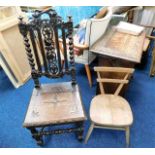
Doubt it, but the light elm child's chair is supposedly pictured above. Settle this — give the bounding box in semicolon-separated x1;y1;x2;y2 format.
85;66;135;147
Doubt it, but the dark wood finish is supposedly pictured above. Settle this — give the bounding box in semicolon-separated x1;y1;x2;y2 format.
18;9;76;87
23;82;86;127
18;9;86;146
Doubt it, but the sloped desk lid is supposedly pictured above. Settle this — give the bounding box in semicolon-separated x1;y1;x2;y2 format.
90;26;146;63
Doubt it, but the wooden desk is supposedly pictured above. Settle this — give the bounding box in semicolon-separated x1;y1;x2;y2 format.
90;26;146;95
91;27;146;64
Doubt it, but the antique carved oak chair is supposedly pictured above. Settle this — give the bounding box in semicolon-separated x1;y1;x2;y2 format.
18;9;86;146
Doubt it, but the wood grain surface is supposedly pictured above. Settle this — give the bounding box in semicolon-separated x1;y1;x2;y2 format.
23;82;86;127
90;94;133;126
91;27;146;63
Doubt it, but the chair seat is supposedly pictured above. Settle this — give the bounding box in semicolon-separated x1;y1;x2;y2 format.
23;82;86;127
90;94;133;127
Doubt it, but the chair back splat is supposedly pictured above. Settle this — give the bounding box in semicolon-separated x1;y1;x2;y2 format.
18;9;76;88
94;67;135;95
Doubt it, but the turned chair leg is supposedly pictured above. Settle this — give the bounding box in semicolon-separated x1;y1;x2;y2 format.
76;121;84;141
84;123;94;144
27;127;44;146
85;64;92;87
125;126;130;147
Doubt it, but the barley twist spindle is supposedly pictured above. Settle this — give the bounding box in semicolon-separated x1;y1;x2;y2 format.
18;17;40;88
68;16;76;85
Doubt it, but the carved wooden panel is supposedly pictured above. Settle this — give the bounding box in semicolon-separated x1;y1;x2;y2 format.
18;9;76;88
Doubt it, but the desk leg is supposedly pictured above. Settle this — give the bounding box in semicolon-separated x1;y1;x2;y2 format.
150;47;155;76
27;127;43;146
76;121;84;141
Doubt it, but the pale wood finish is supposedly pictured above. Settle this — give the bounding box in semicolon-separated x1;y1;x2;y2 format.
90;95;133;126
85;64;92;87
97;78;128;84
125;126;130;147
91;26;146;63
97;71;104;94
23;82;86;127
95;66;134;95
85;67;134;147
94;66;135;73
0;7;31;88
143;38;150;52
0;6;22;22
114;74;129;96
84;123;94;144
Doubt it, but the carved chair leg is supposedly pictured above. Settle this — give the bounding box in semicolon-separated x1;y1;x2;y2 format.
76;121;84;142
27;127;44;146
84;123;94;144
34;78;41;88
31;73;40;88
85;64;92;87
125;126;130;148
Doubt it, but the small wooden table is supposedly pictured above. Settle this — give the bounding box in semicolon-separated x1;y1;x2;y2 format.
90;26;146;94
23;82;87;146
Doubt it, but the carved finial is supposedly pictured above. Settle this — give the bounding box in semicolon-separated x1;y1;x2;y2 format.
18;16;23;22
33;10;41;18
68;16;72;22
53;10;57;16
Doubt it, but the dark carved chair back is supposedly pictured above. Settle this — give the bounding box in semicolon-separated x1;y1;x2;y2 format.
18;9;75;88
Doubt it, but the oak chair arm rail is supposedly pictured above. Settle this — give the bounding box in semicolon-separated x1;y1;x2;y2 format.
74;43;89;50
146;35;155;40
